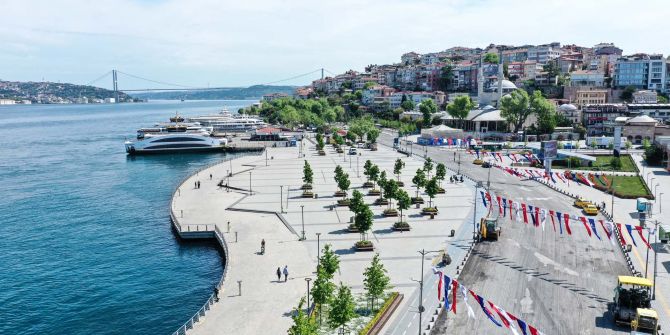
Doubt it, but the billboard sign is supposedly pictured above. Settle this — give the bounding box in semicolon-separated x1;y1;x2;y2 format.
542;140;558;160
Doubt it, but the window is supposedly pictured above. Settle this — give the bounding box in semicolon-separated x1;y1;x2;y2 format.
151;137;207;143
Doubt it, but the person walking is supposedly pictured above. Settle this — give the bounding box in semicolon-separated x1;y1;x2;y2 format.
261;239;265;254
276;267;281;282
209;173;213;180
283;265;289;282
214;287;219;302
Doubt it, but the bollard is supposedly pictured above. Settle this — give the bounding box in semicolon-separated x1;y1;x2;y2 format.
235;231;238;242
181;210;183;218
227;221;230;233
237;280;242;296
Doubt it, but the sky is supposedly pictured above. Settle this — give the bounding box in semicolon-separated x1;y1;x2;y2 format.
0;0;668;89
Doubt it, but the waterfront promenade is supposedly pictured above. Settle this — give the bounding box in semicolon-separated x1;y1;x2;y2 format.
171;138;476;334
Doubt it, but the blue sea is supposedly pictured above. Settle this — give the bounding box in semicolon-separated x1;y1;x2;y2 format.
0;100;256;334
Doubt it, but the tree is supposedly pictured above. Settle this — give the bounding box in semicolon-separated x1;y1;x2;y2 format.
447;95;475;129
610;156;623;170
412;168;426;198
401;98;415;111
288;297;318;335
658;94;669;103
503;62;509;79
369;164;380;189
419;99;438;127
500;90;553;134
319;244;340;278
377;171;388;200
349;190;365;215
334;166;350;198
435;163;446;187
363;254;391;312
395;189;411;223
534;98;559;134
620;86;636;102
383;180;399;209
625;140;633;153
363;81;377;89
367;127;380;143
363;160;373;183
423;157;434;178
437;64;454;91
328;283;357;333
393;158;405;182
424;177;439;208
483;52;499;64
303;161;314;185
311;268;335;326
543;60;560;78
354;205;374;240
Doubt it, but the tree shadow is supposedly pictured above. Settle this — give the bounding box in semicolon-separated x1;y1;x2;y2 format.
373;227;394;235
334;248;356;255
328;228;352;235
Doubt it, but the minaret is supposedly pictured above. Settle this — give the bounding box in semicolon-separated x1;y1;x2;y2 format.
477;57;484;102
497;52;504;104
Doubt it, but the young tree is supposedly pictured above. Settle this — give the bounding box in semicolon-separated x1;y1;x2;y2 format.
401;98;415;112
447;95;476;129
367;127;380;143
620;86;636;102
354;205;374;240
423;157;434;178
377;171;388;200
435;163;446;187
311;267;335;325
319;244;340;278
363;253;391;312
393;158;405;182
288;297;318;335
363;160;373;183
383;179;399;209
303;161;314;186
625;140;632;153
334;166;350;198
348;190;366;215
412;168;426;198
369;164;380;189
424;177;439;208
395;189;411;223
328;283;357;334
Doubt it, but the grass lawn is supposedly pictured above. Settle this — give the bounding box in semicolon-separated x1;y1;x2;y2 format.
608;175;650;198
553;155;638;172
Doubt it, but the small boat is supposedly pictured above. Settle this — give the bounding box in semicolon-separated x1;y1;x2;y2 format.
169;112;185;123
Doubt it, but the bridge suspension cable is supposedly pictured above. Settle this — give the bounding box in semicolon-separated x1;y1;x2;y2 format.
115;70;199;89
86;70;113;87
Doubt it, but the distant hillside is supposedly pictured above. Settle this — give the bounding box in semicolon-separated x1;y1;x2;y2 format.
0;80;132;104
131;85;296;100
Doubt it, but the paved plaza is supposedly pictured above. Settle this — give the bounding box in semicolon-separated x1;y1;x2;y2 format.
172;138;476;334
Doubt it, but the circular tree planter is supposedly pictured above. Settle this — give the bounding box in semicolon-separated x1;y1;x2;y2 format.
392;221;411;231
355;240;374;251
302;184;313;190
337;199;351;206
411;197;425;204
383;208;398;217
368;189;381;196
302;191;315;198
421;207;438;215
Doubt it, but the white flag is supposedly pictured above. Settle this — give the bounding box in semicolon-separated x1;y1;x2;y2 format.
540;208;547;232
460;284;475;319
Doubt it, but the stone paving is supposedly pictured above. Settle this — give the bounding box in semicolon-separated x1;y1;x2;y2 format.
172;138;475;334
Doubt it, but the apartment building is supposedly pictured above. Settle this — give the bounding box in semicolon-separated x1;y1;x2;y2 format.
614;54;667;92
528;44;561;65
569;70;605;87
582;103;629;136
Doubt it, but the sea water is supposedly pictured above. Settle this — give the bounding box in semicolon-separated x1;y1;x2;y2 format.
0;100;255;334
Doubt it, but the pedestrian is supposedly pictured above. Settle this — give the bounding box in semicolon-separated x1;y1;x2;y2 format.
195;181;197;188
210;173;212;180
276;267;281;282
283;265;289;282
214;287;219;302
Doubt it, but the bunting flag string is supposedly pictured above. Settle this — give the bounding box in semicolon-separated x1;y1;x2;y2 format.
625;224;638;247
437;271;443;301
435;274;544;334
521;203;528;224
634;226;652;249
588;218;601;240
548;210;557;232
563;213;573;235
579;216;592;237
600;220;614;245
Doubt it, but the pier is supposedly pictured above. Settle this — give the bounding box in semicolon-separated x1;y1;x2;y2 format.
169;137;476;334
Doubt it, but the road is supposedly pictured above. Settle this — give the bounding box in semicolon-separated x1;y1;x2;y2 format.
378;131;631;335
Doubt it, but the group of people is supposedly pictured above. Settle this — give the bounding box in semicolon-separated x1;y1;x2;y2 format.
194;180;201;189
276;265;289;282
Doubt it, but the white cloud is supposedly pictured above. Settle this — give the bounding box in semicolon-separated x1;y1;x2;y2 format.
0;0;668;87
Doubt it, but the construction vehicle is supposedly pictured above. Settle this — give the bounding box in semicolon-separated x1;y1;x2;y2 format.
480;216;501;241
614;276;653;326
630;308;661;334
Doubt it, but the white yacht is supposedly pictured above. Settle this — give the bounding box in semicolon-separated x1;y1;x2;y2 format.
125;132;225;155
188;110;265;134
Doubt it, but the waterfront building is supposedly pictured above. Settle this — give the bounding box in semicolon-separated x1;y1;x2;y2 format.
0;98;16;105
104;98;116;103
261;93;289;102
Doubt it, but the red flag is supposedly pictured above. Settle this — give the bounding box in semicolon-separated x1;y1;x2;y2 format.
616;223;627;245
549;210;557;232
496;196;503;215
635;226;651;249
534;207;540;227
529;325;540;335
580;216;592;237
563;213;572;235
521;203;528;224
437;271;443;301
508;200;515;221
485;192;492;207
487;301;511;328
599;220;612;240
451;279;458;313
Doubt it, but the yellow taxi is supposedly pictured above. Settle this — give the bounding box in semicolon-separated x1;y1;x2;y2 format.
473;159;484;165
583;204;599;216
574;197;592;208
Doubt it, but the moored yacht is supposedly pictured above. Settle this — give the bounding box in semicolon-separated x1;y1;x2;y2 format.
125;133;225;155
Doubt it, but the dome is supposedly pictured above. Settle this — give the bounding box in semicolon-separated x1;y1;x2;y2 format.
626;115;657;124
559;104;578;111
491;80;517;90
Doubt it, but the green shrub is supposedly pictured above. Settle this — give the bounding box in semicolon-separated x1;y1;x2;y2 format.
358;292;399;335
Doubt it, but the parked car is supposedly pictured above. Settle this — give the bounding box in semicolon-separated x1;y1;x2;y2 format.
583;204;598;216
473;159;484;165
482;161;492;168
349;148;357;155
574;197;592;208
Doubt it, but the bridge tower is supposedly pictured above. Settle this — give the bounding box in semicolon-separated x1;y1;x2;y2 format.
112;69;119;103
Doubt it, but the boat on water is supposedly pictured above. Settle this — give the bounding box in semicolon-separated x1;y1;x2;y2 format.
188;108;265;134
125;133;224;155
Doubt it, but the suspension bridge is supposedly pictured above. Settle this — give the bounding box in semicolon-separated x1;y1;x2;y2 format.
86;68;338;102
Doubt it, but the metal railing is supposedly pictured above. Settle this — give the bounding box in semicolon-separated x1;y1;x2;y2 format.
169;155;247;335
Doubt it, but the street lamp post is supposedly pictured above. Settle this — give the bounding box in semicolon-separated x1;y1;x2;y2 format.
249;172;252;195
473;181;482;239
305;277;312;310
413;249;440;335
653;183;660;200
300;205;306;241
230;158;233;176
280;186;284;213
316;232;321;271
357;155;360;178
659;193;664;213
